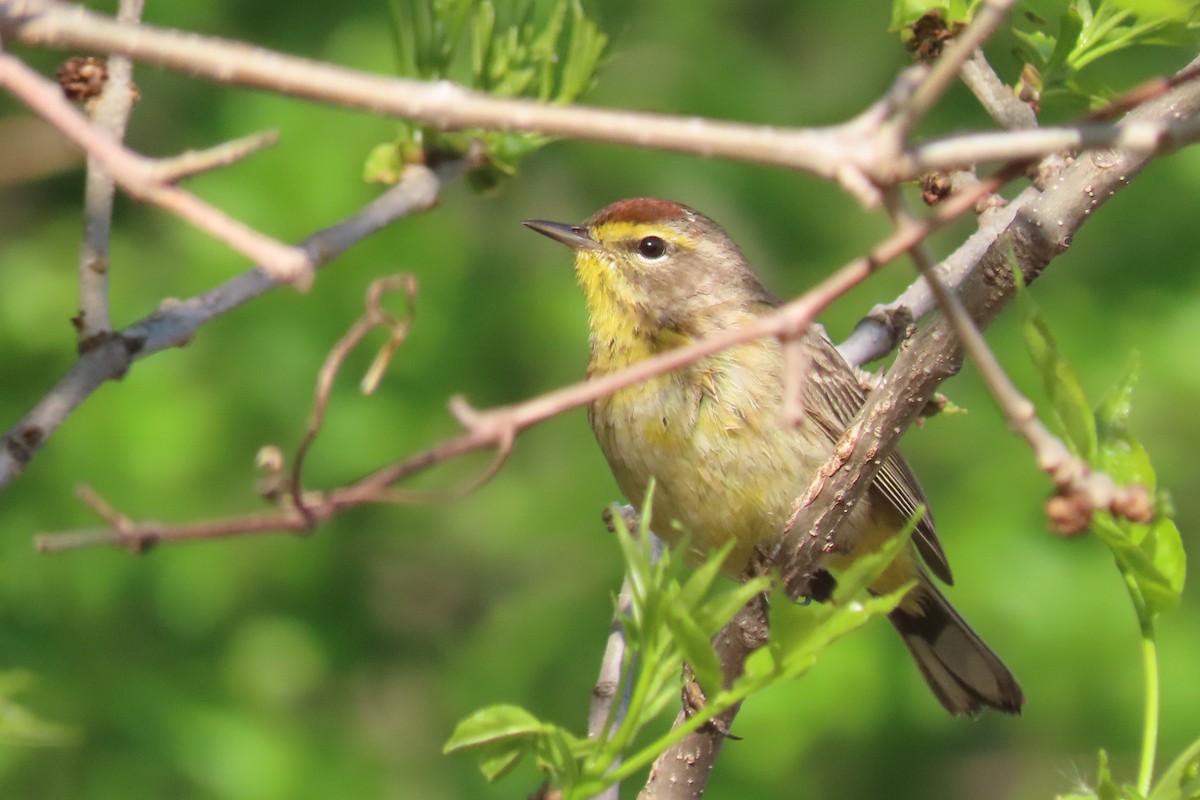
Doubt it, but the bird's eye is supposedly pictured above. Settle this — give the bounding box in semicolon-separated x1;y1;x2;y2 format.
636;236;668;260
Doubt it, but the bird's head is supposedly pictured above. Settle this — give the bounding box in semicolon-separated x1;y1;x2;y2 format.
525;198;773;345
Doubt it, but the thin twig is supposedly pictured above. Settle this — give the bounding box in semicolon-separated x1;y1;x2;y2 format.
885;187;1150;531
897;0;1019;134
0;49;313;287
73;0;144;347
289;274;419;515
36;506;318;554
960;47;1037;130
146;129;280;184
904;115;1200;174
1;163;450;493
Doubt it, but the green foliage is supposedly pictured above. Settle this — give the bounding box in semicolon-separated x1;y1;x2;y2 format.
363;0;607;189
890;0;982;29
1017;268;1189;799
3;1;1200;797
445;490;917;796
1146;734;1200;800
1017;279;1185;616
0;672;76;748
891;0;1199;111
1011;0;1200;109
1059;738;1200;800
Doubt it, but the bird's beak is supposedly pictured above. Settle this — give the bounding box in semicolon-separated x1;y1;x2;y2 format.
523;219;599;251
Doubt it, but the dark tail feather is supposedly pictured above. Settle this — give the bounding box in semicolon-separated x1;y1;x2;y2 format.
888;580;1024;716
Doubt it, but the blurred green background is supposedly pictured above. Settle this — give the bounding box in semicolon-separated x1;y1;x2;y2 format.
1;1;1198;798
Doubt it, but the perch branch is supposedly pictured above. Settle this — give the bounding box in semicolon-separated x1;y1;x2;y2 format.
33;173;1010;552
644;54;1200;799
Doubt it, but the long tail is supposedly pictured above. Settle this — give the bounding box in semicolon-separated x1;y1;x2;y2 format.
888;578;1025;716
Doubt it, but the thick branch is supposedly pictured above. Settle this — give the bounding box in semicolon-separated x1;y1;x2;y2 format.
839;186;1037;366
650;54;1200;797
782;53;1200;591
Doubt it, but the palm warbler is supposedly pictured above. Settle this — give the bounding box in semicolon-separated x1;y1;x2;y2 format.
524;197;1023;716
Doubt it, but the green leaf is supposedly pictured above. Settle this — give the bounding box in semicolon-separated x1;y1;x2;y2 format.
677;538;732;609
1094;749;1142;800
756;583;909;687
475;740;529;782
1013;28;1057;66
1096;355;1139;434
444;704;547;753
537;725;584;785
1092;748;1118;800
1147;731;1200;800
695;577;772;639
1098;432;1156;490
1092;516;1181;614
741;644;780;684
740;510;919;689
831;508;920;603
1144;517;1186;597
889;0;944;29
662;598;724;696
1109;0;1198;25
445;704;569;783
362;142;404;184
1094;356;1158;487
747;506;916;689
558;0;608;102
470;1;497;88
1017;285;1098;460
531;0;568;100
1046;8;1086;81
376;0;608;187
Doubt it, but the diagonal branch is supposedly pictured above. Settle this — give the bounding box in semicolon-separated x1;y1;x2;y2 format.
144;129;279;184
643;53;1200;800
782;53;1200;595
1;163;451;493
0;48;313;286
886;188;1151;533
842;62;1200;366
32;172;1011;552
